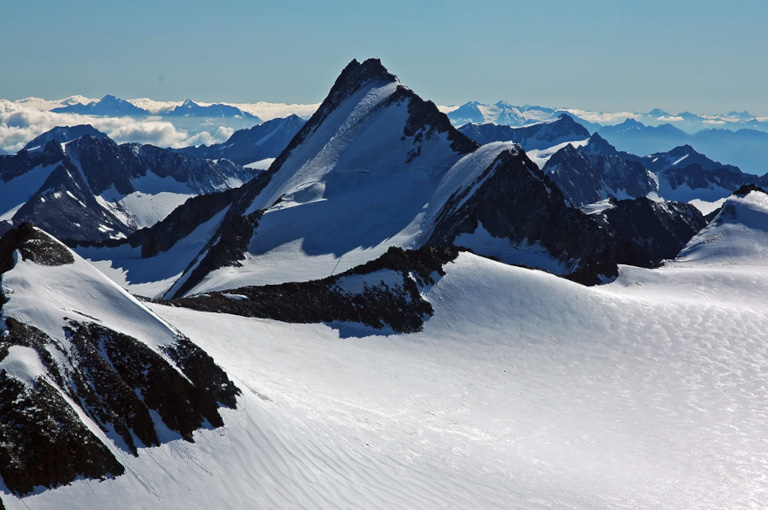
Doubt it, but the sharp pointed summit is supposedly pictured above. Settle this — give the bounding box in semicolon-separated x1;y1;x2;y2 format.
164;58;646;298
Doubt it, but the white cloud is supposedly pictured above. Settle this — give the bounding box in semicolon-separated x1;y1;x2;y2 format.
0;100;236;153
563;108;640;124
658;115;684;122
0;96;327;154
106;118;191;147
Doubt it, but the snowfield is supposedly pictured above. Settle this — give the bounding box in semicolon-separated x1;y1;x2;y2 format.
9;192;768;509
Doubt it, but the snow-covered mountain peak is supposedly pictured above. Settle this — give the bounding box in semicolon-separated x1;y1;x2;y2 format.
675;188;768;266
22;124;108;151
166;59;651;297
0;223;179;350
0;223;239;495
242;59;476;216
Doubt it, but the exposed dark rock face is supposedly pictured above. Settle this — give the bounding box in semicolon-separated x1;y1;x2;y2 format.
458;114;590;151
0;317;239;495
66;322;234;440
543;142;656;206
0;366;125;496
427;149;650;284
385;87;478;155
590;198;708;263
0;222;74;274
661;162;759;192
166;209;264;300
172;246;459;333
66;135;252;196
579;132;622;156
0;224;240;495
732;183;767;197
176;115;305;165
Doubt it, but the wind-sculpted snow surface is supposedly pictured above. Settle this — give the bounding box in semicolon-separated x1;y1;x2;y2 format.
9;235;768;508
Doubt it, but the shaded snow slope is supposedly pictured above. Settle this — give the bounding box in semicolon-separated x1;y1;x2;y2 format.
76;205;230;298
175;115;305;165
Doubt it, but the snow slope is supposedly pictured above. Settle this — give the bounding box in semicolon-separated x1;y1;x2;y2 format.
1;228;179;353
11;232;768;508
8;192;768;508
76;206;230;298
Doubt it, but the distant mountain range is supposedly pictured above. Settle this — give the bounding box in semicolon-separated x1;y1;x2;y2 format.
540;133;768;206
597;119;768;174
51;94;149;116
446;101;768;174
448;100;768;135
51;94;260;121
163;98;259;120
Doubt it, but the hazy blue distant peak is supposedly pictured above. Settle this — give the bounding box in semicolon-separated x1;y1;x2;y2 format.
727;110;753;119
164;99;259;120
647;108;671;117
50;94;150;116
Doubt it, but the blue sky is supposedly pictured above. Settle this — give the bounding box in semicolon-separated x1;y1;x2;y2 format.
2;0;767;115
